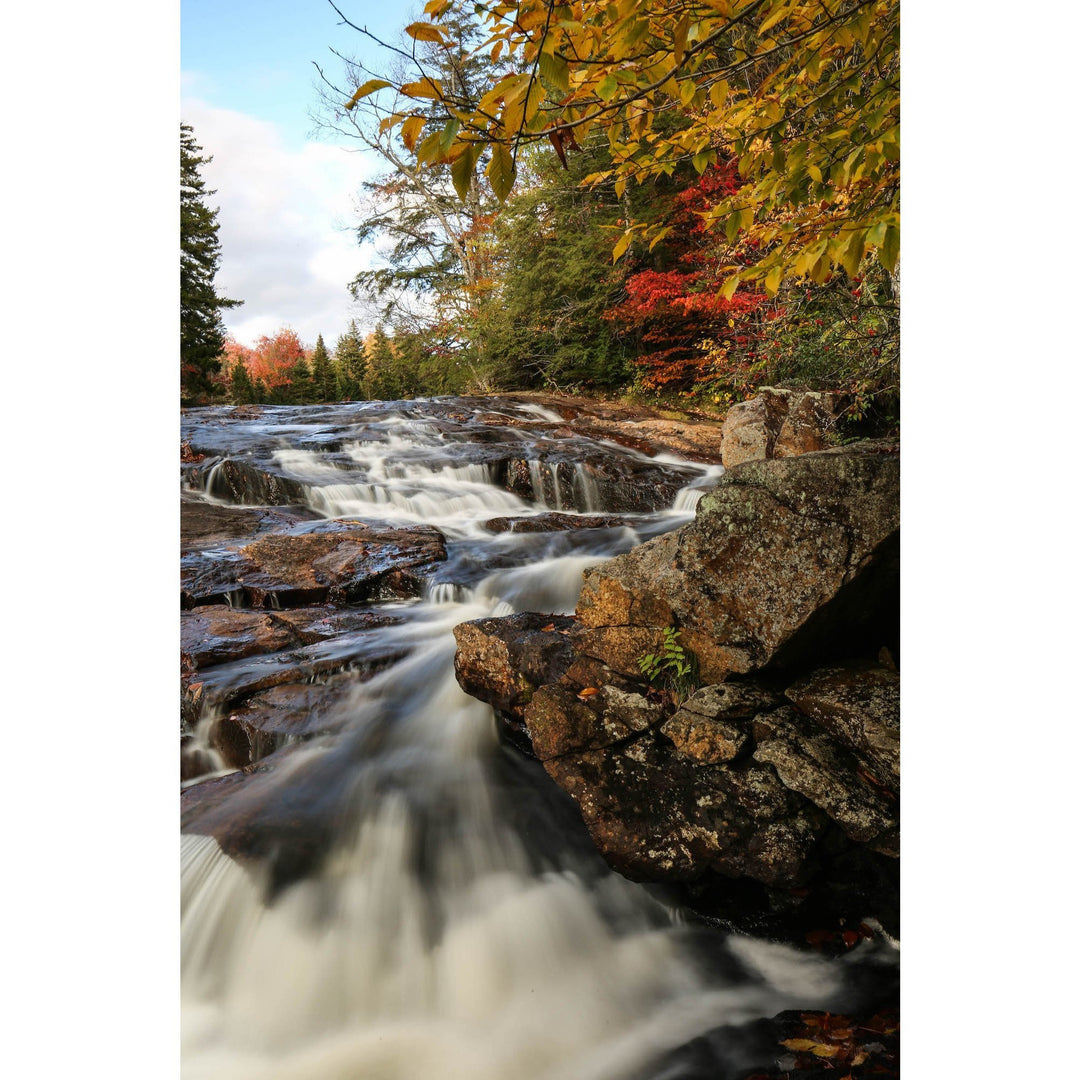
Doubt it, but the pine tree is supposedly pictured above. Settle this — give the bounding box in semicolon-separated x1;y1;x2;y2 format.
289;356;315;403
335;321;366;401
228;358;255;404
310;334;335;402
181;122;242;403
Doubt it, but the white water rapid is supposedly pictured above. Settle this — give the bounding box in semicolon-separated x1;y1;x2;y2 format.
180;399;882;1079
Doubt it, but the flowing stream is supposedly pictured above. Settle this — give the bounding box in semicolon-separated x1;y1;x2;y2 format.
180;398;893;1079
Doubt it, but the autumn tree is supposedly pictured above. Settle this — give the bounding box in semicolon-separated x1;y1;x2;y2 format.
360;1;899;296
247;328;306;395
180;122;242;403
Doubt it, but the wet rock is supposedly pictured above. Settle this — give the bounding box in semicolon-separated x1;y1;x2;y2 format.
576;443;899;682
568;416;726;463
481;512;638;533
753;707;898;852
181;607;297;668
181;521;447;608
180;493;320;551
784;664;900;788
543;735;826;887
186;609;408;717
452;613;576;728
181;741;356;893
720;388;837;469
211;679;357;769
200;457;308;506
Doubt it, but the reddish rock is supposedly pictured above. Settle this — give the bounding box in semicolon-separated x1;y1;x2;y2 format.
211;679;357;769
720;388;838;469
181;521;447;608
661;683;781;764
181;607;297;668
452;613;576;725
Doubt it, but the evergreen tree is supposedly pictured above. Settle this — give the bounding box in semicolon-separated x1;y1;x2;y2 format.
181;122;241;403
228;358;255;404
288;356;315;403
335;321;367;400
310;334;336;402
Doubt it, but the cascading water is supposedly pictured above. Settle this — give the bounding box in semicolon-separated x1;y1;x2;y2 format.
180;398;894;1079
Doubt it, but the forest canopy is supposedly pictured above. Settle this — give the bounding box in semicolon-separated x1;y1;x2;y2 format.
193;1;899;432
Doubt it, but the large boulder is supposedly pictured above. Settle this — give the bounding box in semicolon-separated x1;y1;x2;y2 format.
575;442;899;683
720;388;838;469
450;441;901;909
452;613;576;750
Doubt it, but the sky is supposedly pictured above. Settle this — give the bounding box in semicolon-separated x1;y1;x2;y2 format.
181;0;425;347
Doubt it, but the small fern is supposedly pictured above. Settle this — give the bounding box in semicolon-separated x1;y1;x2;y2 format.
638;627;699;705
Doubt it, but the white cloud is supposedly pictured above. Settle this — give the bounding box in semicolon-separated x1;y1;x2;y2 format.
181;95;382;348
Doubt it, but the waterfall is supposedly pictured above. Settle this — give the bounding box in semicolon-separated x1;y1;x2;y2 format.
180;398;879;1079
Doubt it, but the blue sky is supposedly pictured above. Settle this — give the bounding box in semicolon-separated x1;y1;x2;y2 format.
182;0;423;346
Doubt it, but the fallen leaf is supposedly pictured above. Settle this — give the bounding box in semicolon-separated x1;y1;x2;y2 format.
577;687;599;698
781;1039;840;1058
541;623;556;631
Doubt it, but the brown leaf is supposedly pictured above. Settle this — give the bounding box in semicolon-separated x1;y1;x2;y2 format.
541;623;556;632
548;129;568;169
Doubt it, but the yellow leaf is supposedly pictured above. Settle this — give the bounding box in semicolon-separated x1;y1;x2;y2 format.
346;79;391;110
400;115;426;152
673;15;690;64
405;22;447;43
764;266;783;295
612;230;633;263
538;50;570;93
401;78;443;100
781;1039;840;1059
486;143;516;202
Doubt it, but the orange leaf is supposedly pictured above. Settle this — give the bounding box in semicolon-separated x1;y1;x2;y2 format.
541;623;556;631
577;687;599;698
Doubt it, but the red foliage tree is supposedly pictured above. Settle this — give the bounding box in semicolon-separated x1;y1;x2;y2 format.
605;162;772;396
246;328;306;389
221;328;307;391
